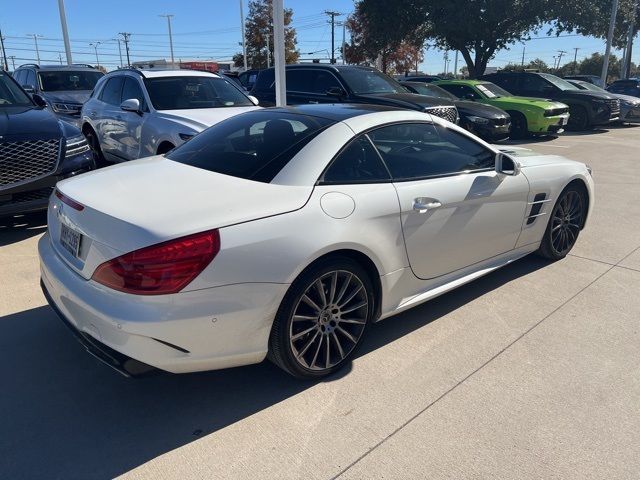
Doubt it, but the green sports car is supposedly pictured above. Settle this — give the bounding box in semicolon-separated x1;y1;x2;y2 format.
434;80;570;138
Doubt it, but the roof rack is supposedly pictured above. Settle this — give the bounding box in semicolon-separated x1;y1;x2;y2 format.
70;63;96;69
110;67;145;77
18;63;40;69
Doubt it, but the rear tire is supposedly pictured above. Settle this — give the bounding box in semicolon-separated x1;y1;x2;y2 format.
537;185;586;260
84;127;107;168
567;105;590;131
268;256;374;379
507;111;529;139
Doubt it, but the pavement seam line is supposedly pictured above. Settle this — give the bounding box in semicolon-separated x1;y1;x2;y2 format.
331;246;640;480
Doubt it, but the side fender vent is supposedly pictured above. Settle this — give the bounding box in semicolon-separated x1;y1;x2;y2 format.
526;193;551;225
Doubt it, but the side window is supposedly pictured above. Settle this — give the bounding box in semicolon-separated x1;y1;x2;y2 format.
25;70;36;88
100;77;124;105
368;123;494;180
455;85;480;100
494;75;519;92
312;71;341;94
438;83;466;98
121;77;146;108
14;70;25;85
520;75;550;94
287;70;314;92
322;136;390;184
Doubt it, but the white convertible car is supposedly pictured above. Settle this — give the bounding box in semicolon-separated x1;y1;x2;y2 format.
39;104;593;378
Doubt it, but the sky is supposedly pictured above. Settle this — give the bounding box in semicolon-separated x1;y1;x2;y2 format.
0;0;637;74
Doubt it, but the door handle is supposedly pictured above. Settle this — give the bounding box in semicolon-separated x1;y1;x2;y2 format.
413;198;442;213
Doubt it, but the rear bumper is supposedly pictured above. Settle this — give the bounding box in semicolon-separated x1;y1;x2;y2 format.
620;106;640;124
39;232;289;374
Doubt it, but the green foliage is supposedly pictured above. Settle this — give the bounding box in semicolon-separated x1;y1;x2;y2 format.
237;0;299;69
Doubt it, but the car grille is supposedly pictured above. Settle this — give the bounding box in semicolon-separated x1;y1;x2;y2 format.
0;187;54;206
607;99;621;118
492;117;510;126
544;107;570;117
0;139;60;189
425;106;458;124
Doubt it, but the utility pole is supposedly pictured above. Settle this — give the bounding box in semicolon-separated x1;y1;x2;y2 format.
27;34;43;64
114;38;123;68
521;45;526;66
601;0;619;86
622;0;637;79
557;50;567;70
0;27;8;71
57;0;73;64
58;52;63;65
443;50;449;75
266;33;270;68
552;56;557;69
325;11;341;64
273;0;286;106
239;0;247;70
159;14;175;66
341;22;346;64
90;42;101;67
119;32;131;67
453;50;459;78
9;55;16;70
573;47;580;73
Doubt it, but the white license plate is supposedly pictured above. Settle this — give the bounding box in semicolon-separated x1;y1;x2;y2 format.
559;117;568;126
60;223;82;257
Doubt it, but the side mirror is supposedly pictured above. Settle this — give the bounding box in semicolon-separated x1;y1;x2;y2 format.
32;93;47;108
464;93;476;101
495;152;520;176
120;98;142;114
248;95;259;106
326;86;346;98
22;84;36;94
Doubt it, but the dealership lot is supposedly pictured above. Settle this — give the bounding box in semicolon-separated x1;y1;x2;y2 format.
1;126;639;479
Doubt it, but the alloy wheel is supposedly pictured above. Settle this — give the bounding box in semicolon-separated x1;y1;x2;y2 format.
289;270;368;371
550;190;583;255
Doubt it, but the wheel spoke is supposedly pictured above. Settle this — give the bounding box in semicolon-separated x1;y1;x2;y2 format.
331;331;345;360
337;285;363;309
296;331;319;359
336;325;358;344
328;271;338;304
314;279;327;308
291;325;317;341
293;314;317;322
325;334;331;369
310;335;323;369
339;317;366;325
341;299;367;315
334;273;352;305
301;294;322;313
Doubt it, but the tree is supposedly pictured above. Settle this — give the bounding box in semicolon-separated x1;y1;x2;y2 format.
501;58;551;73
357;0;554;79
236;0;299;69
345;2;424;74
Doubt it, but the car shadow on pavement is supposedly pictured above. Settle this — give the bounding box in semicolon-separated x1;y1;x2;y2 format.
0;212;47;247
0;255;550;479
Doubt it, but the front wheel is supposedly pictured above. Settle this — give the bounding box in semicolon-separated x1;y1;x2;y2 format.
567;105;590;131
508;111;529;139
537;185;586;260
84;128;107;168
268;257;374;379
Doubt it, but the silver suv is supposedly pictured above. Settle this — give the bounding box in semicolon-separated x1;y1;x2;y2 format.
81;69;261;164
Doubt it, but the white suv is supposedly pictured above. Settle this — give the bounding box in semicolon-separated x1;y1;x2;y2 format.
81;69;261;163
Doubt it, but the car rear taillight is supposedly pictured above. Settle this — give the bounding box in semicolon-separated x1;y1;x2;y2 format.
55;188;84;211
92;230;220;295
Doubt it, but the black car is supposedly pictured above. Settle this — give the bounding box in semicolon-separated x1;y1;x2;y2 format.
401;81;511;141
12;64;104;127
607;79;640;98
0;70;94;218
251;64;458;124
480;71;620;130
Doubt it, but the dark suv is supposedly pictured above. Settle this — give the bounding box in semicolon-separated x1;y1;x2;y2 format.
12;64;104;127
480;71;620;130
252;64;458;124
607;79;640;98
0;70;94;218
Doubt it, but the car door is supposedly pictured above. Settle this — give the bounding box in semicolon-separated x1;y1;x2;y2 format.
118;76;147;160
368;122;529;280
94;76;125;160
519;74;558;99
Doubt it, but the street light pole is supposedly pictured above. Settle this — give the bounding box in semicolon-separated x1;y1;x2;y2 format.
114;38;123;68
622;0;637;79
273;0;286;106
159;14;175;67
90;42;101;66
57;0;73;64
601;0;619;86
119;32;131;67
0;27;8;71
240;0;248;70
27;34;43;64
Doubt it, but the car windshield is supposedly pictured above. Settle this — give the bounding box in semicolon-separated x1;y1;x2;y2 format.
570;81;604;93
144;76;254;110
166;111;334;182
339;69;404;94
476;82;511;98
38;70;104;92
539;73;579;91
0;72;33;107
405;83;458;100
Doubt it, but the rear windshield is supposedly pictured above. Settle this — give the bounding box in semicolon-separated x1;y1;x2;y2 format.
340;69;404;94
144;76;253;110
166;111;334;183
38;70;104;91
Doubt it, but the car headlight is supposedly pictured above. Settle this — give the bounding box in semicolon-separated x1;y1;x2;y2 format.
467;115;490;125
65;134;90;158
52;102;82;114
179;132;195;142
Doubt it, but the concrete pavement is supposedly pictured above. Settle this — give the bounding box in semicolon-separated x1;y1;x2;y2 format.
0;125;638;479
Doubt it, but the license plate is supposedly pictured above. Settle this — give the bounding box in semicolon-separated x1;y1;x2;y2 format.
60;223;82;257
559;117;568;126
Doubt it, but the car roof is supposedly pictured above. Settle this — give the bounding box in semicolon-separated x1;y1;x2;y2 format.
264;64;379;73
435;79;485;85
135;69;222;79
18;64;98;71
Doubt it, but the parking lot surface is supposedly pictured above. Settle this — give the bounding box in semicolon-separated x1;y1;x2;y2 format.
1;126;639;479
